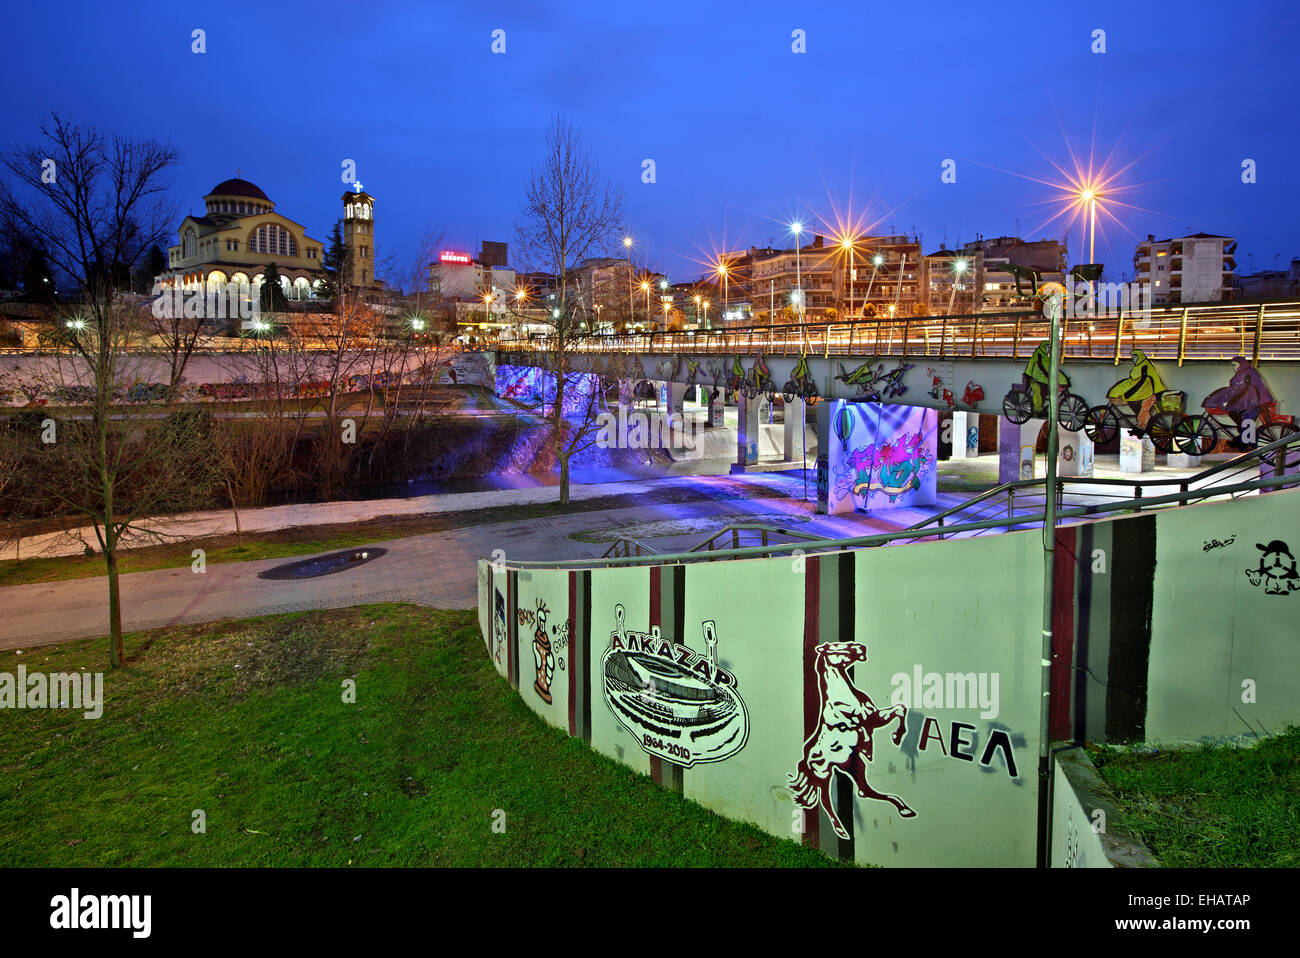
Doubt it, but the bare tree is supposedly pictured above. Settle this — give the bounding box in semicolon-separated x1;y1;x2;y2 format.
513;116;624;503
0;117;214;669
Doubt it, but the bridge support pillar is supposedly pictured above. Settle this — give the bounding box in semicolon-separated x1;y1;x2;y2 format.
705;387;725;427
784;398;806;463
814;400;832;513
999;417;1045;483
950;411;978;460
1167;451;1201;469
668;382;687;429
1120;429;1155;473
1057;427;1094;478
730;391;761;473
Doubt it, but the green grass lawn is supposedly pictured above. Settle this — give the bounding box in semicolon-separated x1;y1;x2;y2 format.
1089;728;1300;867
0;603;838;867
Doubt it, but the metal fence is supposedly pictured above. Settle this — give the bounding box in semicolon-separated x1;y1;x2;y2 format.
496;300;1300;365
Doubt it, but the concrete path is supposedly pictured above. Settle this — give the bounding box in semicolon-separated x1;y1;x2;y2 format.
0;453;1236;651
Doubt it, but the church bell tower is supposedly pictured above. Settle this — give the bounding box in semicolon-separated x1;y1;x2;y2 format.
341;186;374;287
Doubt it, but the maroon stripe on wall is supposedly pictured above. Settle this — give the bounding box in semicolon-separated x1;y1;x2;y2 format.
507;570;517;690
801;555;821;850
649;566;662;630
1050;526;1076;741
649;565;663;786
568;570;578;737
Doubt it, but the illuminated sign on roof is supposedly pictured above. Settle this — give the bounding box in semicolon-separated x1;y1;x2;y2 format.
440;251;473;265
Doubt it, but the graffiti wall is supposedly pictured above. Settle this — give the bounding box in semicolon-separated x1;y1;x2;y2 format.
479;527;1045;866
825;401;937;515
1055;492;1300;746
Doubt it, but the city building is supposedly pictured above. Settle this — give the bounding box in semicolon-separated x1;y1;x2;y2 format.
835;235;927;319
160;177;330;306
1234;259;1300;300
1134;233;1236;304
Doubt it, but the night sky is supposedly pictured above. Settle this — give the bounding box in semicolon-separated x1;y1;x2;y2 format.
4;0;1297;284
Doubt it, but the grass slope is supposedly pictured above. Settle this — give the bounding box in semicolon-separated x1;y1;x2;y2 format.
1089;728;1299;867
0;603;837;867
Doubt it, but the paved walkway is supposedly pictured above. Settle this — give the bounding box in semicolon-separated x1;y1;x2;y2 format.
0;454;1232;651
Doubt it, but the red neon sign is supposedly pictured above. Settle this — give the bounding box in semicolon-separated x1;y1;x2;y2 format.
440;251;472;264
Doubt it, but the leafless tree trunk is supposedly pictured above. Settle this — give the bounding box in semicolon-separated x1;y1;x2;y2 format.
513;116;624;503
0;116;202;669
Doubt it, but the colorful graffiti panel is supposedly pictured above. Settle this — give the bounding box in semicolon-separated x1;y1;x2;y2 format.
827;401;938;515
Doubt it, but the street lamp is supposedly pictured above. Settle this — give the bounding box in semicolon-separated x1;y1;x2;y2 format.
791;221;804;320
623;235;634;327
947;259;968;316
716;258;730;320
1079;187;1099;265
864;252;884;313
840;235;856;319
702;299;710;328
640;279;651;327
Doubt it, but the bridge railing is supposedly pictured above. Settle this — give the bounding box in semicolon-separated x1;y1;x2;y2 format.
495;300;1300;365
909;430;1300;541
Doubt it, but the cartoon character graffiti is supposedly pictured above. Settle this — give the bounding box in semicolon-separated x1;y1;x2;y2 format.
926;368;955;408
836;360;913;401
533;598;556;703
833;426;934;505
789;643;915;839
1246;541;1300;595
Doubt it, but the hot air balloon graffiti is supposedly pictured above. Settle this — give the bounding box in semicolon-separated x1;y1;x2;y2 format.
834;403;856;450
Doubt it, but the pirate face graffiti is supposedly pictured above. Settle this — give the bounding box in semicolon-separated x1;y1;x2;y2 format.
1246;540;1300;595
602;605;748;767
789;642;915;839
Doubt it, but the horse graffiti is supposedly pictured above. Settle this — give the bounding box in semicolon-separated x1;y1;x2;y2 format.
789;643;916;839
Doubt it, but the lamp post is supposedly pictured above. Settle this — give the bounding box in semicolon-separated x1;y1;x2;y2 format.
623;235;634;328
659;279;669;332
640;279;651;330
946;259;968;316
791;221;804;321
1036;287;1064;867
840;236;856;319
864;252;883;313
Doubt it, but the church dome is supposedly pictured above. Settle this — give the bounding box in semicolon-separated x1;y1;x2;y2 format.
207;178;270;201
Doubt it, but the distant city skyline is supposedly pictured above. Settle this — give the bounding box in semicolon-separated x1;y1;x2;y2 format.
3;0;1297;285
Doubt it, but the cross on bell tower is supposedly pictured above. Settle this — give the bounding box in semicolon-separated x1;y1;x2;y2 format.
341;186;374;287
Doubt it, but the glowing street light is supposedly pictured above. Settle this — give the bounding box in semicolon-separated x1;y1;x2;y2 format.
863;252;885;311
1078;185;1100;265
947;258;969;316
839;235;857;319
791;221;804;320
65;318;86;331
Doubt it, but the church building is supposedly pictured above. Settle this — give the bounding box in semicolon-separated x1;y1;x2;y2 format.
158;177;378;303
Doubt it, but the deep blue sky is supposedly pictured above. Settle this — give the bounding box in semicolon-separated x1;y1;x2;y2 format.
3;0;1297;284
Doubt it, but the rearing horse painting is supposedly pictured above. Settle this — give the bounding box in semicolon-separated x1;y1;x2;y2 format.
789;642;916;839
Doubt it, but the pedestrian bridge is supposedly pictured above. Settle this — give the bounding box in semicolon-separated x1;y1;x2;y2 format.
494;300;1300;427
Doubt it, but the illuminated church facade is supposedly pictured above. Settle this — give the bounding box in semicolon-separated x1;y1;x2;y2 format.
159;177;377;301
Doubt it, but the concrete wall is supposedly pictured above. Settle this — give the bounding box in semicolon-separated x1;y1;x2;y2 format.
481;527;1046;866
1064;491;1300;746
1050;745;1154;868
479;487;1300;864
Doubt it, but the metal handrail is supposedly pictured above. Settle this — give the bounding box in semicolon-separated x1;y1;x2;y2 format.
600;536;661;559
907;431;1300;536
498;470;1300;571
495;299;1300;364
687;523;825;553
